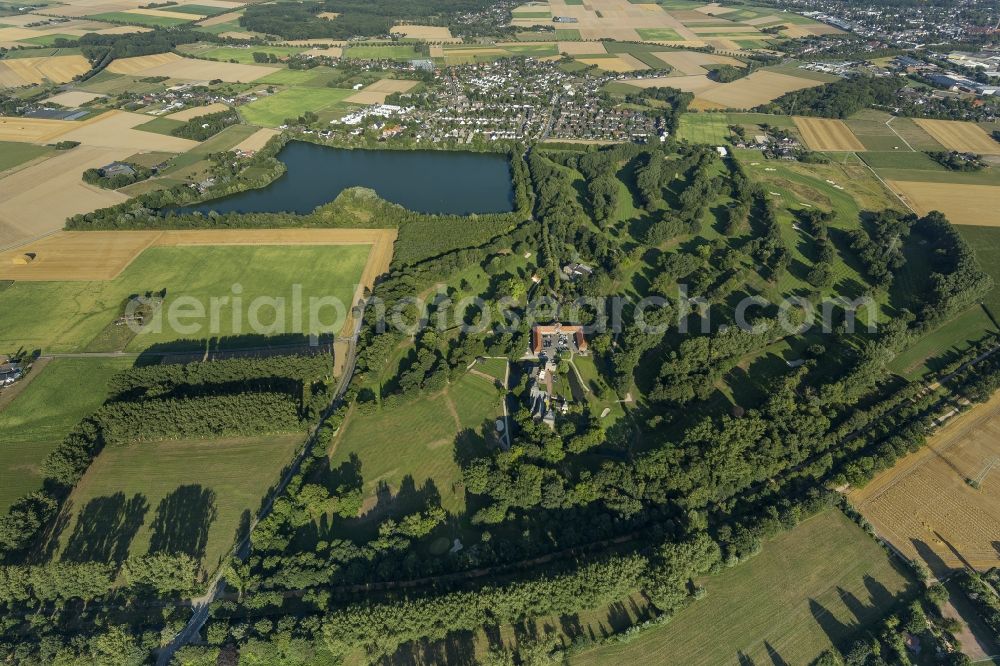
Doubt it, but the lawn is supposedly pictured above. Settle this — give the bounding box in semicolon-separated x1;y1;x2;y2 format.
0;358;133;512
51;433;304;574
888;306;997;380
0;140;52;172
571;510;917;666
257;67;337;86
957;225;1000;321
88;11;193;26
677;113;731;144
342;45;424;61
329;372;500;516
0;244;371;354
135;116;186;136
239;87;354;127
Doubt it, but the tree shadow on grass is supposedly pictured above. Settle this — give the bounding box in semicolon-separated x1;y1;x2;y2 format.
62;492;148;563
148;484;217;560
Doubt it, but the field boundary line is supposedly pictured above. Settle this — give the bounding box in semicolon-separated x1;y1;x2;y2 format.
884;116;914;152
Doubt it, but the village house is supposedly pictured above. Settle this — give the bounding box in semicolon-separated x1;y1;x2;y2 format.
531;323;588;356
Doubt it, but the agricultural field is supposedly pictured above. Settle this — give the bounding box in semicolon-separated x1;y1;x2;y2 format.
181;44;305;64
0;243;372;353
793;117;866;152
239;86;355;126
0;140;51;172
887;306;997;380
342;44;425;61
87;11;194;27
329;371;502;516
694;70;827;109
571;510;915;665
886;180;1000;228
652;49;745;75
677;112;730;144
957;225;1000;319
50;433;304;573
0;54;90;86
914;119;1000;156
851;391;1000;574
345;78;419;104
0;358;132;512
105;52;274;82
390;24;458;42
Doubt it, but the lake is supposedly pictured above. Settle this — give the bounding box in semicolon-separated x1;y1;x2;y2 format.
183;142;515;216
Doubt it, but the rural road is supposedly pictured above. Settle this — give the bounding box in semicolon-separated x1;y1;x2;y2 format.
154;313;366;665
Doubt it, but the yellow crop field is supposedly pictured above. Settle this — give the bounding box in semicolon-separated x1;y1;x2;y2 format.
793;117;866;151
652;50;744;75
0;55;90;87
346;78;419;104
695;70;823;109
106;52;183;75
390;24;459;42
887;181;1000;227
914;119;1000;155
232;127;281;153
851;391;1000;574
0;116;79;142
577;54;649;72
0;145;131;250
56;110;200;152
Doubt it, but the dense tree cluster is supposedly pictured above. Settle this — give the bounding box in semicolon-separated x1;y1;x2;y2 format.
758;76;900;118
170;109;240;141
83;162;153;189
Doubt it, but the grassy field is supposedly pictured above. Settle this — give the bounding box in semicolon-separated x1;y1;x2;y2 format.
88;11;192;26
0;244;371;354
887;306;997;380
571;510;916;666
636;27;682;40
135;116;186;136
191;45;304;64
0;358;133;512
677;113;730;144
239;87;354;126
0;140;52;172
343;45;424;61
329;372;500;516
957;225;1000;320
52;433;303;572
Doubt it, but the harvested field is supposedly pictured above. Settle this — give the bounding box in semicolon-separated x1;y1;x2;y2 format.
0;228;396;283
166;102;230;121
106;52;182;75
557;40;606;55
914;119;1000;156
793;116;866;152
625;73;718;93
652;49;744;75
850;390;1000;574
0;115;80;142
0;54;90;87
107;52;274;82
527;0;699;43
390;24;459;42
231;127;280;153
125;6;204;19
56;110;199;151
42;90;105;106
577;53;648;72
345;78;419;104
695;70;822;109
195;9;242;27
0;145;130;249
887;180;1000;228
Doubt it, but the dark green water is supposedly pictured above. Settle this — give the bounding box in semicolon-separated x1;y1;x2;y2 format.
184;142;515;216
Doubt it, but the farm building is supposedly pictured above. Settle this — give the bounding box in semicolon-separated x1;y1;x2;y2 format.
97;161;137;178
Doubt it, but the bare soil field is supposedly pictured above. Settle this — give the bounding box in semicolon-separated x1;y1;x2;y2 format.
793;117;866;152
57;110;199;151
345;78;418;104
695;70;822;109
167;102;230;121
887;180;1000;227
850;391;1000;574
914;119;1000;156
390;24;459;42
42;90;106;106
0;54;90;87
652;49;744;75
107;52;275;82
232;127;280;153
0;228;397;284
0;145;130;249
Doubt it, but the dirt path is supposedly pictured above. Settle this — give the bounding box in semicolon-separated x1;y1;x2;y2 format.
0;356;50;412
